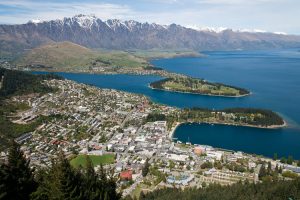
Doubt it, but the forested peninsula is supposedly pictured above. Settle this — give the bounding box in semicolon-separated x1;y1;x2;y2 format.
147;107;286;130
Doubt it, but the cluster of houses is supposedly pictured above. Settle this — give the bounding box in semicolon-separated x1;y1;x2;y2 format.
2;78;299;196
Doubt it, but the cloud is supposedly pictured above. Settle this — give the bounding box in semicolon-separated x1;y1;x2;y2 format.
0;0;299;34
195;0;284;5
0;0;133;24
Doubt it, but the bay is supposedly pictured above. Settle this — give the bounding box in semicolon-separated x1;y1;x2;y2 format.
34;49;300;159
152;49;300;159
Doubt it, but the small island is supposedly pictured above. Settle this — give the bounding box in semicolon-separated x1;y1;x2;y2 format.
150;77;250;97
5;42;251;98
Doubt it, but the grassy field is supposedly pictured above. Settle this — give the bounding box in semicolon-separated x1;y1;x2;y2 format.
16;42;149;71
164;80;239;95
93;50;148;68
70;154;115;168
16;42;96;71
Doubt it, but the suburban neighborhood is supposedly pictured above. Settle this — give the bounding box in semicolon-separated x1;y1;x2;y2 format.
1;78;299;198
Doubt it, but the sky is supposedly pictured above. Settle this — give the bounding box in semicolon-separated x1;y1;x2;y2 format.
0;0;299;34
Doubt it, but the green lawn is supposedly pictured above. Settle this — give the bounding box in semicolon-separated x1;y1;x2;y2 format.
70;154;115;168
162;78;240;96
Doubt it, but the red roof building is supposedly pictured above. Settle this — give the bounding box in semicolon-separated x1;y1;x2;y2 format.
120;170;133;181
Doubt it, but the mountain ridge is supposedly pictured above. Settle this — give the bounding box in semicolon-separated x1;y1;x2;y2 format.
8;14;297;35
1;14;300;56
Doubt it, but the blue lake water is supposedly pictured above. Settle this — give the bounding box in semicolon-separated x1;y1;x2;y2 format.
34;49;300;159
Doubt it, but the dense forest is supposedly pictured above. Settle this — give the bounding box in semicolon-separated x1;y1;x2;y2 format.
145;107;284;130
180;107;284;127
0;68;62;98
143;66;163;71
221;108;285;126
134;178;300;200
145;113;167;122
0;141;121;200
149;78;172;89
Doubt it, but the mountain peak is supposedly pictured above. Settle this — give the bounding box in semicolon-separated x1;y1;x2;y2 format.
2;15;300;55
70;14;98;28
27;19;43;24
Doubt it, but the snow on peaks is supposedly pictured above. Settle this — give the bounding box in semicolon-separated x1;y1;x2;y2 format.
187;25;287;35
273;32;287;35
105;19;140;31
238;29;287;35
105;19;122;29
187;25;228;33
238;29;267;33
72;14;97;28
28;19;43;24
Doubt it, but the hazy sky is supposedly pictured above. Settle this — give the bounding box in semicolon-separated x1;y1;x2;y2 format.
0;0;299;34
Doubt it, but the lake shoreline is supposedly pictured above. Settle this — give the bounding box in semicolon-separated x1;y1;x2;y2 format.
169;122;181;140
33;70;251;98
170;120;287;140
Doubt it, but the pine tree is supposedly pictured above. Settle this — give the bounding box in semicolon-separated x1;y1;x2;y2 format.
0;165;8;199
258;164;266;180
287;155;294;165
142;158;150;177
31;153;121;200
0;141;37;200
31;152;83;200
280;157;287;163
82;156;101;200
97;165;121;200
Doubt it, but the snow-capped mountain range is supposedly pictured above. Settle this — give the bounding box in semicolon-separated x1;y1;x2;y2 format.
28;14;286;35
1;14;300;54
186;25;287;35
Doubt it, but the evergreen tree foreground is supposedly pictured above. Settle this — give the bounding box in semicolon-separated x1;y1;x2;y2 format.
0;141;121;200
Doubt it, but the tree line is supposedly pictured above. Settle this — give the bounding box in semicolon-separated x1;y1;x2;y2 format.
0;141;121;200
0;68;62;98
145;106;284;130
149;78;172;89
129;178;300;200
1;142;300;200
222;108;284;126
180;107;284;126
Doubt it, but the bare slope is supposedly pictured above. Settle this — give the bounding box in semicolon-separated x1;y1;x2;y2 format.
16;41;148;71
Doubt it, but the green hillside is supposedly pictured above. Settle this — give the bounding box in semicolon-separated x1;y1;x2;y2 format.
0;68;61;150
15;42;149;71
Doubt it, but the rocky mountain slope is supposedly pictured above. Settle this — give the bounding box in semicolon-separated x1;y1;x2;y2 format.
1;14;300;55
